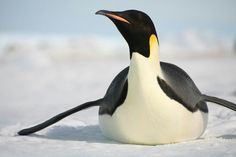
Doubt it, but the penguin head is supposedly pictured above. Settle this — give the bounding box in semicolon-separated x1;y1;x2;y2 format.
96;10;158;58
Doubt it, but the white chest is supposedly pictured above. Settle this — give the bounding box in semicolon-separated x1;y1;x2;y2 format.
99;53;208;145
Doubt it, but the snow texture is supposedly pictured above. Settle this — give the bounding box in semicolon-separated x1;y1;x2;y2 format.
0;35;236;156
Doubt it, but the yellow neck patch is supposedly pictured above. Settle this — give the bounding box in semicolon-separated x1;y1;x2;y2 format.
149;34;159;60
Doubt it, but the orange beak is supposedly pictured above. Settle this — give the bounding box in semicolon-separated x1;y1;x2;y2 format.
96;10;130;24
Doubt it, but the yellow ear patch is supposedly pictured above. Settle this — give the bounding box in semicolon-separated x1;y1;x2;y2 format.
149;34;158;57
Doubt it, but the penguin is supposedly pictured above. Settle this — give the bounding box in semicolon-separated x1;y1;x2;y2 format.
18;10;236;145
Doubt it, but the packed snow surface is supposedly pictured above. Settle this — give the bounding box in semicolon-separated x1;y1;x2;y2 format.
0;35;236;156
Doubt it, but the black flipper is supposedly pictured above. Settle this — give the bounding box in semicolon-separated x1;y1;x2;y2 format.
201;94;236;111
160;62;208;113
18;99;103;135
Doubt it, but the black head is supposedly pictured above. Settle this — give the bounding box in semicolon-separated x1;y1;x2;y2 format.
96;10;158;58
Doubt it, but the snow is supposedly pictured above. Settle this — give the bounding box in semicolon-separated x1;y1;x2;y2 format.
0;34;236;156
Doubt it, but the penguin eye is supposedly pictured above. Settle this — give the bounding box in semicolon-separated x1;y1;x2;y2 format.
106;13;131;24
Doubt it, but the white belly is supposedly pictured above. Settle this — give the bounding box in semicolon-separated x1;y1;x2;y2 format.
99;84;208;145
99;53;208;145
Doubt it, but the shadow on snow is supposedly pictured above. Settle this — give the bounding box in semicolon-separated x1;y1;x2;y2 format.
31;125;118;144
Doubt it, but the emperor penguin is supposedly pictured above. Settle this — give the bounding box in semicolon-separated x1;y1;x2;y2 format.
18;10;236;145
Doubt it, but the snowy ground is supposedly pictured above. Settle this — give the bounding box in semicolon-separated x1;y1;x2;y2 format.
0;55;236;156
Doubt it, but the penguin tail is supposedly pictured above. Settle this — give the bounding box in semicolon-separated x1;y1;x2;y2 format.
201;94;236;111
18;98;103;136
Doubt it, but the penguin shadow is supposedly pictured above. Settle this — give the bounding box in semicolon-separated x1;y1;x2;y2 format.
32;125;117;144
217;134;236;140
30;125;236;144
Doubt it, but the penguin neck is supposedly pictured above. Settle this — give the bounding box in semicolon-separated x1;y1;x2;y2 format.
129;34;161;80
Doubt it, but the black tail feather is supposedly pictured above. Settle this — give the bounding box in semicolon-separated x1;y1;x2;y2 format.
18;99;103;135
201;94;236;111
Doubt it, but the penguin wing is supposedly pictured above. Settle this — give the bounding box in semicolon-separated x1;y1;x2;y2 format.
159;62;208;112
99;67;129;115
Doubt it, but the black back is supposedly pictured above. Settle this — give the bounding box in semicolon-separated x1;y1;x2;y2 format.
99;62;208;116
159;62;208;112
99;67;129;115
